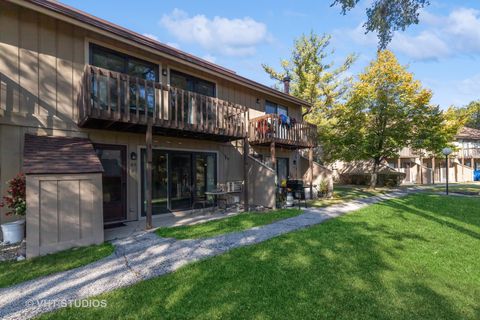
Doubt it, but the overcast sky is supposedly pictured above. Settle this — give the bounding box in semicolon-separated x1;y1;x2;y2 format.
63;0;480;108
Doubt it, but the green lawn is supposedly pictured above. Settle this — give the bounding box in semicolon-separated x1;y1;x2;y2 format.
428;183;480;194
0;243;114;288
308;184;394;207
156;209;302;239
42;194;480;319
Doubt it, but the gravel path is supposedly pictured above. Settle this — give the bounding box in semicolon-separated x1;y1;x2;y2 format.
0;189;416;319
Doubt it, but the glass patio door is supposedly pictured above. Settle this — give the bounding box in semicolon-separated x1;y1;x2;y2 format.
141;150;168;215
169;152;193;211
194;153;217;198
141;150;217;213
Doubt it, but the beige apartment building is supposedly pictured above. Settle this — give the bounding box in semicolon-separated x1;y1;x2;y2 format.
0;0;331;256
387;127;480;184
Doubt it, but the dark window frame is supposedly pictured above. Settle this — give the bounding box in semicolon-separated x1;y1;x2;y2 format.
89;43;159;82
140;149;218;214
265;100;288;116
170;69;216;97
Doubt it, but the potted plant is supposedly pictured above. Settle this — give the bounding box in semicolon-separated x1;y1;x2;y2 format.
0;173;26;244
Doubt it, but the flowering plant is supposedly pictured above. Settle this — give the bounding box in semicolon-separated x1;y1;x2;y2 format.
0;173;26;216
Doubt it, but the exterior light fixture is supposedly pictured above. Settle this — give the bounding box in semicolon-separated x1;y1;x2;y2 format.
130;151;137;161
162;69;168;76
442;147;452;195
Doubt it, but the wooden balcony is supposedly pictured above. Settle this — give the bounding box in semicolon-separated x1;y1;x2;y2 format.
461;148;480;158
78;65;248;142
248;114;317;149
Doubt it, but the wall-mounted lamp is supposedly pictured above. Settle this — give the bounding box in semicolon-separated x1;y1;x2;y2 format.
130;152;137;161
256;98;260;104
293;160;297;165
162;69;168;77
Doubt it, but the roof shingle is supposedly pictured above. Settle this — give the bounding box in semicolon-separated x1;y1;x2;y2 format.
23;135;104;175
455;127;480;140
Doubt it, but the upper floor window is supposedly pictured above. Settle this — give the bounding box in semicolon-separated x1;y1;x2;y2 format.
89;44;159;113
170;70;215;97
90;44;158;81
265;101;288;116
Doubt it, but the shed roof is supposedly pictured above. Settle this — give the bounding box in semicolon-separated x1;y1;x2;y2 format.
23;134;103;175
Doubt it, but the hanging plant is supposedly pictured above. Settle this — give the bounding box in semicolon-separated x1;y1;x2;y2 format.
0;173;26;216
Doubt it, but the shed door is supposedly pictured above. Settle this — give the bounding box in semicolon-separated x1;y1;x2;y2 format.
95;144;127;223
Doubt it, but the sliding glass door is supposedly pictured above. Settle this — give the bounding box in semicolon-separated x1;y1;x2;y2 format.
141;150;168;215
169;152;193;211
141;149;216;214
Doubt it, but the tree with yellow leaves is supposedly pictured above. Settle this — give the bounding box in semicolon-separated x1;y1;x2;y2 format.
328;50;462;188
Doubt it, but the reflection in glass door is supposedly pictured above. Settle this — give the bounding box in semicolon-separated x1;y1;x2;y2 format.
195;153;216;197
141;149;217;213
141;150;168;215
170;153;192;211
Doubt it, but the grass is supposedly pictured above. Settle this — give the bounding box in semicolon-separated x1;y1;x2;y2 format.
308;184;394;207
428;183;480;194
0;243;114;288
156;209;302;239
41;193;480;319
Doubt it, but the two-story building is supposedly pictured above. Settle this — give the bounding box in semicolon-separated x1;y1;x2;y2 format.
0;0;331;257
387;127;480;184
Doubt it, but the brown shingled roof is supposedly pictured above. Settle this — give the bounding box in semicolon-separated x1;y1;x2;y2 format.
23;134;104;175
455;127;480;140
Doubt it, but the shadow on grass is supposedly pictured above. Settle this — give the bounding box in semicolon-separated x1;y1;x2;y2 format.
42;195;479;319
378;193;480;238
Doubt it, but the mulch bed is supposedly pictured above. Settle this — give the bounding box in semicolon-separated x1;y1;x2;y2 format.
0;241;25;262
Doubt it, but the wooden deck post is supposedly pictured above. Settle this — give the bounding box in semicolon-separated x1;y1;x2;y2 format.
270;141;276;173
419;158;423;184
270;141;276;209
146;119;153;229
309;147;313;199
243;138;249;211
432;158;435;184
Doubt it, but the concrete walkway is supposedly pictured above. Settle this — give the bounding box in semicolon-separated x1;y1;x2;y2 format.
0;189;415;320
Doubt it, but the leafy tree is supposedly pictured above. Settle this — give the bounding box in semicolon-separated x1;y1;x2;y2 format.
262;32;356;116
332;0;430;49
262;32;356;161
328;50;458;188
463;100;480;129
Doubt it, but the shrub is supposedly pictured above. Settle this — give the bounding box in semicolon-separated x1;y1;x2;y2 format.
319;180;329;197
0;173;26;216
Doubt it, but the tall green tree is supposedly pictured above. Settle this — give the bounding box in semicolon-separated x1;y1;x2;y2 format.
262;32;355;114
262;32;356;155
464;100;480;129
332;0;430;49
329;50;458;188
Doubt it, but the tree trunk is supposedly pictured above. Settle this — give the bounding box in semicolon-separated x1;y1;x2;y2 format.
370;159;380;189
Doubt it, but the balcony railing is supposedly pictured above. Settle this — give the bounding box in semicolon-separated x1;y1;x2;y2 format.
248;114;317;149
78;65;248;141
461;148;480;158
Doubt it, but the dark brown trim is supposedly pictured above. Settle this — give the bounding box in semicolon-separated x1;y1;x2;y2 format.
93;143;127;223
15;0;312;108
